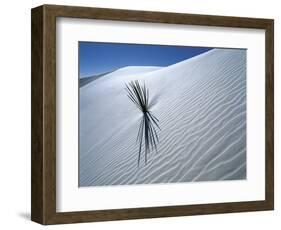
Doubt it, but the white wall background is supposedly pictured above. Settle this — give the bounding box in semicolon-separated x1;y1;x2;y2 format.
0;0;279;229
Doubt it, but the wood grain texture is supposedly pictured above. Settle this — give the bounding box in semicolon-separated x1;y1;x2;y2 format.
265;20;274;209
31;6;44;224
31;4;274;225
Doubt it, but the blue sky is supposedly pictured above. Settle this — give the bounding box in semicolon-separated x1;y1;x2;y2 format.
79;42;212;78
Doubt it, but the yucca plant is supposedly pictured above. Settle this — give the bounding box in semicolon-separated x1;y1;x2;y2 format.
125;80;160;166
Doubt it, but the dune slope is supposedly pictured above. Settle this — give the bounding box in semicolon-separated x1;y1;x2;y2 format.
79;49;246;186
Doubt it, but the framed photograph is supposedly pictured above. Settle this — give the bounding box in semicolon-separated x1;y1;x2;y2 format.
31;4;274;225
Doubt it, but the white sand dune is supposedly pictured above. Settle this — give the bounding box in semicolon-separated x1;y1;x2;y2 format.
79;48;246;187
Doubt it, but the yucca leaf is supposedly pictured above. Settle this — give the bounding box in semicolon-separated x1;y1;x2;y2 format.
125;80;160;166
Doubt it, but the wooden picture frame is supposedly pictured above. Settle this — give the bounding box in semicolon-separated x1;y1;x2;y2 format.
31;4;274;225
